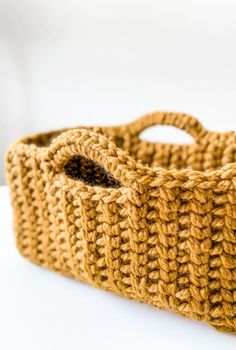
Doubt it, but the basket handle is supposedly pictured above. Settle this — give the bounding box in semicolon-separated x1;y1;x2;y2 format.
128;112;207;142
47;128;146;192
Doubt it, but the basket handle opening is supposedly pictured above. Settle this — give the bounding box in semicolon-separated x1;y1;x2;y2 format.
47;128;145;192
64;155;122;189
128;112;207;143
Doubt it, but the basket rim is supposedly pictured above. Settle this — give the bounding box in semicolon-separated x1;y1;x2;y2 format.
6;111;236;191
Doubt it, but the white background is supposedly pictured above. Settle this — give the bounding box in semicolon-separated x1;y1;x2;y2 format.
0;1;236;348
0;186;235;350
1;0;236;184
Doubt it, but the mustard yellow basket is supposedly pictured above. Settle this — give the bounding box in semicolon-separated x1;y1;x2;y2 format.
6;112;236;334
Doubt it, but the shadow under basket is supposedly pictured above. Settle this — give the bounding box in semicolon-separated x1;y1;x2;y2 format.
6;111;236;334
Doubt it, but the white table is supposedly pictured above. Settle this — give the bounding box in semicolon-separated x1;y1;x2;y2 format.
0;186;235;350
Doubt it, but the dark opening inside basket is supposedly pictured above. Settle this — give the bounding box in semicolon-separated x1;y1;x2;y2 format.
6;112;236;334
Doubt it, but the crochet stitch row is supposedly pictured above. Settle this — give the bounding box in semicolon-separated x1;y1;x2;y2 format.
6;112;236;334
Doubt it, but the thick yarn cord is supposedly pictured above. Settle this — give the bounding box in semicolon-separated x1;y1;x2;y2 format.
6;112;236;334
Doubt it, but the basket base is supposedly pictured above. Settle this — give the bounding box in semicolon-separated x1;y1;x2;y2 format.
213;325;236;335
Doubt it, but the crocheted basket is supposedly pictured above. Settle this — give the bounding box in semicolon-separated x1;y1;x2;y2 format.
6;112;236;334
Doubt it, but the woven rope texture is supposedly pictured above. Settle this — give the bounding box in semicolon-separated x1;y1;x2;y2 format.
6;112;236;334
